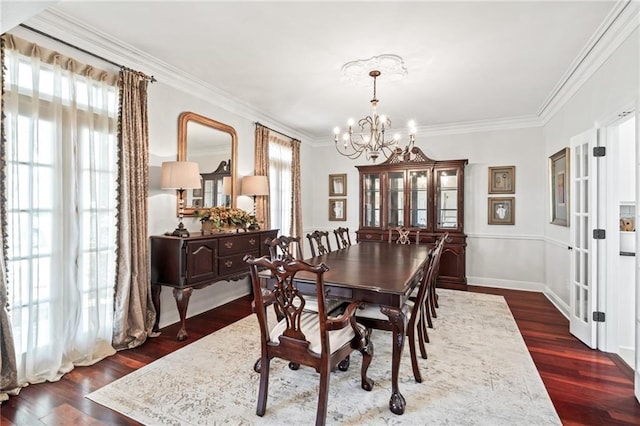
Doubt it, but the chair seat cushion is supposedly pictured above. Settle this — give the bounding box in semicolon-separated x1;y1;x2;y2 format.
303;296;345;314
355;302;413;321
269;311;361;354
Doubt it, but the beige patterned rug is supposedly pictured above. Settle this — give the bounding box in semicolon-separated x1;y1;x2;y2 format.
86;290;560;425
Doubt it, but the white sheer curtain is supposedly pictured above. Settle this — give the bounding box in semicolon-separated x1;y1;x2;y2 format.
3;34;118;384
268;135;293;235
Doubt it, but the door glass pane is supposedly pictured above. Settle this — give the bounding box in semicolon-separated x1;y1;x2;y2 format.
363;173;380;227
409;170;428;227
388;172;404;227
437;170;458;229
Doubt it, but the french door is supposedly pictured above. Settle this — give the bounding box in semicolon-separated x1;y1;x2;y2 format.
569;129;599;348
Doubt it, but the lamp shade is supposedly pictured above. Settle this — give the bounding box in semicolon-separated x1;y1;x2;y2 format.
241;175;269;196
160;161;201;189
222;176;232;195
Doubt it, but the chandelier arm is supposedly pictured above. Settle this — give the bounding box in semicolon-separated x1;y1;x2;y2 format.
332;67;416;163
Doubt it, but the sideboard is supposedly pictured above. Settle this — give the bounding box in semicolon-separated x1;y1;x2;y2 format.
150;229;278;340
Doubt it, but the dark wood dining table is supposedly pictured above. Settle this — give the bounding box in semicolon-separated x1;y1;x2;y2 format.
263;242;431;415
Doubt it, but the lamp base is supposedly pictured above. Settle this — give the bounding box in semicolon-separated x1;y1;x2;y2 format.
168;222;190;237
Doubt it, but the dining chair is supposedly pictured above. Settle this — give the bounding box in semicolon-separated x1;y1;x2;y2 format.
388;226;420;245
410;233;447;334
245;255;374;425
266;235;344;316
306;230;333;257
266;235;304;261
333;227;352;249
427;233;448;320
355;246;438;383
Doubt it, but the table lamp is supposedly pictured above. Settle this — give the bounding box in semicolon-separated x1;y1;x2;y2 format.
241;175;269;230
161;161;201;237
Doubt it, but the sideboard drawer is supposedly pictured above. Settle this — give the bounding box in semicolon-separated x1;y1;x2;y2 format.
218;233;262;256
219;250;259;275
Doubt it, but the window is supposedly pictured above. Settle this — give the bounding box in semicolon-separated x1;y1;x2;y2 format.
268;138;293;234
3;36;119;382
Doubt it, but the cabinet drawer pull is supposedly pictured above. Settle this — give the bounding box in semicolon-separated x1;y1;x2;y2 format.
225;241;234;249
225;260;233;268
249;238;256;246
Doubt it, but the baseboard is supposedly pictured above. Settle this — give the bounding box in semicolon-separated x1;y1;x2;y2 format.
468;276;545;292
542;286;570;320
158;280;251;329
618;346;635;371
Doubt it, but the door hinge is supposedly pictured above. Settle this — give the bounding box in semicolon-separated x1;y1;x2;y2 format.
593;311;606;322
593;146;606;157
593;229;606;239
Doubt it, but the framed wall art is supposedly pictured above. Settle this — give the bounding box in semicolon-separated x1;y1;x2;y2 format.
488;166;515;194
488;197;515;225
329;174;347;196
329;198;347;221
549;148;569;226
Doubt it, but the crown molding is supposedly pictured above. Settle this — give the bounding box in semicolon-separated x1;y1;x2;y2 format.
24;8;312;142
307;115;543;147
21;3;639;145
538;0;640;124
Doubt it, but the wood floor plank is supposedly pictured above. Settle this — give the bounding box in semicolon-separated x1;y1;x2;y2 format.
1;288;639;425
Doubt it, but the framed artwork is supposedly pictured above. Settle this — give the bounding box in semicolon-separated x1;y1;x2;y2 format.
488;197;515;225
329;198;347;221
329;174;347;196
488;166;515;194
192;188;203;197
549;148;569;226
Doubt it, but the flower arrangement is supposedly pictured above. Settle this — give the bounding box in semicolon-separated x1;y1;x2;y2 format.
196;206;252;229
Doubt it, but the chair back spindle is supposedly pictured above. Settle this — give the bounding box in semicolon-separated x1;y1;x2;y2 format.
333;227;352;249
306;230;332;257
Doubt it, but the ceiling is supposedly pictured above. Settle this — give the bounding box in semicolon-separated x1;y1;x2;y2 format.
17;1;627;142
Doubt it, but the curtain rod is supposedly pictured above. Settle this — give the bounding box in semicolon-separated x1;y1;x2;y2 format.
18;24;156;83
255;122;299;142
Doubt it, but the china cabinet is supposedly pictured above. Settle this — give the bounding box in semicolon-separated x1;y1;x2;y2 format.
355;147;468;289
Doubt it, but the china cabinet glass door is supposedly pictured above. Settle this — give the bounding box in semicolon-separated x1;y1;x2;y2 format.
387;172;405;227
436;169;459;230
409;170;428;228
362;173;381;227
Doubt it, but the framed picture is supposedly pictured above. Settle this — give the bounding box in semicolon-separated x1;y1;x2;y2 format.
329;198;347;221
193;198;203;208
488;166;515;194
549;148;569;226
192;188;203;197
329;174;347;196
488;197;515;225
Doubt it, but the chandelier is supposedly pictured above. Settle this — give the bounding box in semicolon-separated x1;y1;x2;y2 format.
333;69;416;162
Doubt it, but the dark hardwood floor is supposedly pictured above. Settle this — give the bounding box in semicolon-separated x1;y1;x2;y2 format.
2;286;639;425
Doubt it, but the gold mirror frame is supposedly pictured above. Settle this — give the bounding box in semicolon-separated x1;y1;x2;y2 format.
177;111;238;216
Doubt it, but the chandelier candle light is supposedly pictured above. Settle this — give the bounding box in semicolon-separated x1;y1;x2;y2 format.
334;69;416;162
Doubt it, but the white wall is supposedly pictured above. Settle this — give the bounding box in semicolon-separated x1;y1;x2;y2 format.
147;82;316;328
7;12;637;332
543;28;639;315
308;126;548;290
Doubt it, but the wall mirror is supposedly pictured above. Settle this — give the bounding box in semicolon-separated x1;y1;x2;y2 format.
177;111;238;216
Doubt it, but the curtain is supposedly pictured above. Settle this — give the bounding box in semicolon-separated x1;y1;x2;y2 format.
0;37;20;402
111;69;156;350
2;34;119;386
254;124;302;238
291;139;302;238
254;125;270;229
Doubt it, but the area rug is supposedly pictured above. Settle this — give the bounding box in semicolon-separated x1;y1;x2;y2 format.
86;290;561;425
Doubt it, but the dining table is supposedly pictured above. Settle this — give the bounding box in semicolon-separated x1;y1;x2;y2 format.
261;242;431;415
